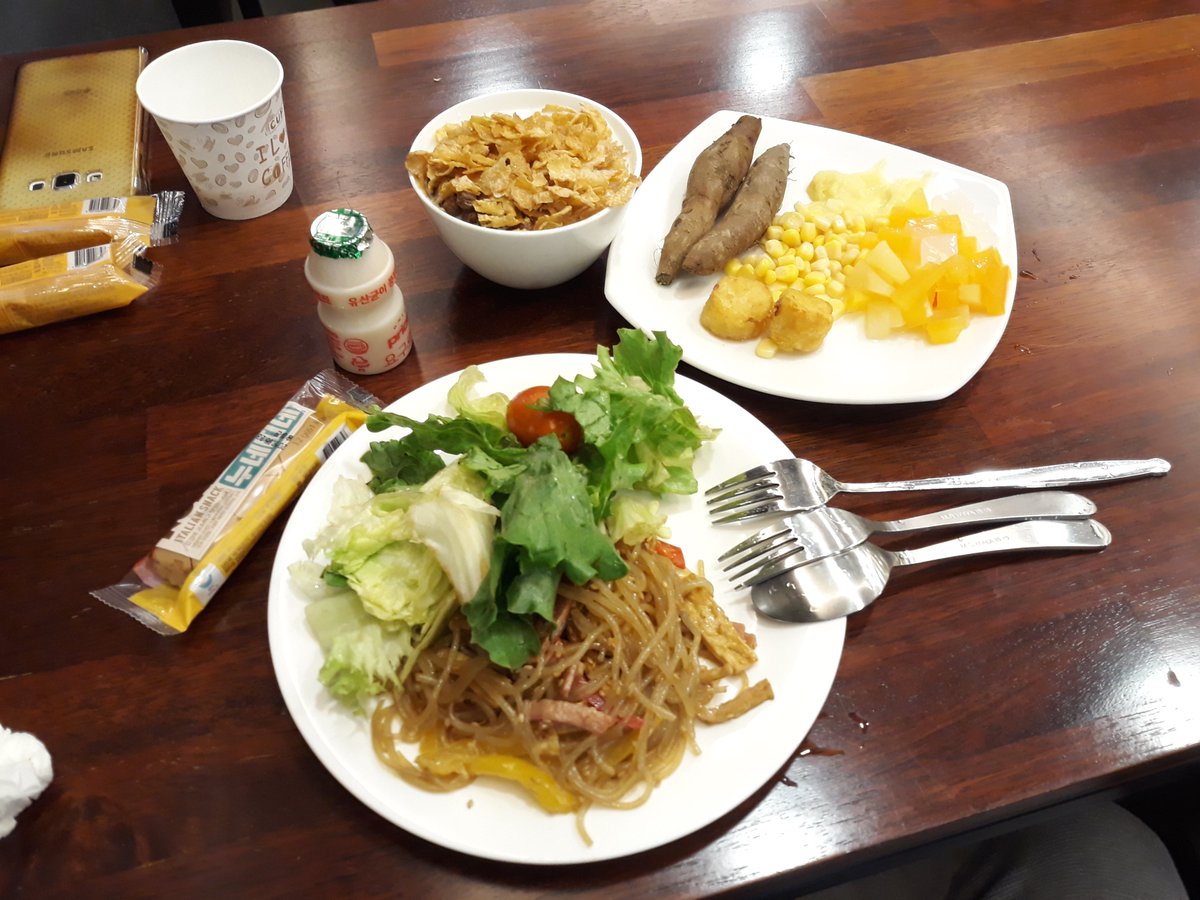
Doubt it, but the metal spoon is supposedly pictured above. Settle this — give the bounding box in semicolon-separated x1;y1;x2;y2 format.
750;519;1112;623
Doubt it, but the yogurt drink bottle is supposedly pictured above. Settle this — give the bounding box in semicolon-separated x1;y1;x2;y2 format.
304;208;412;375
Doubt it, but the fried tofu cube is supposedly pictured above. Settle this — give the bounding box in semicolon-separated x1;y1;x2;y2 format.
700;274;775;341
769;288;833;352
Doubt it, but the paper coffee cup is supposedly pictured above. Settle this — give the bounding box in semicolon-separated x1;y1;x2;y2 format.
136;40;293;220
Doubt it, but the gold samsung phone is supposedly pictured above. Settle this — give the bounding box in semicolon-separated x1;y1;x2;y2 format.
0;47;149;210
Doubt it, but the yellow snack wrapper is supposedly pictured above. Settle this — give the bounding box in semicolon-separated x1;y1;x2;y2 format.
0;192;183;267
93;369;382;635
0;234;157;334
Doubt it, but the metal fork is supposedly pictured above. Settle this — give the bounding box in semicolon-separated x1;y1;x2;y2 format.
719;491;1097;588
704;457;1170;524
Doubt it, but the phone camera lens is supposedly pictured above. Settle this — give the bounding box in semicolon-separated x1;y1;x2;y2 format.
53;172;79;190
29;180;46;191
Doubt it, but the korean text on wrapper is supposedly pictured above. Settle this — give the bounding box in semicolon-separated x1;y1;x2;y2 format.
92;369;381;634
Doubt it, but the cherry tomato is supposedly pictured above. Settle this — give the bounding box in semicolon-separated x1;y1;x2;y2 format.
652;540;686;568
506;386;583;453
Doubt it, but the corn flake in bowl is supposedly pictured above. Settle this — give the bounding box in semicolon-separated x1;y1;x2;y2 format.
406;89;642;289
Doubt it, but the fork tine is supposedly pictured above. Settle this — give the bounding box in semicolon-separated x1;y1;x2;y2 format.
704;464;774;496
734;549;809;590
707;487;784;518
719;529;798;572
704;476;779;509
726;537;805;584
710;499;785;525
717;522;793;562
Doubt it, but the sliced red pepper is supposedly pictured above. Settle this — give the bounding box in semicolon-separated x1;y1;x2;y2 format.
652;540;686;568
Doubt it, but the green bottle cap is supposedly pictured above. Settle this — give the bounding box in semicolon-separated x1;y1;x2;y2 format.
309;208;374;259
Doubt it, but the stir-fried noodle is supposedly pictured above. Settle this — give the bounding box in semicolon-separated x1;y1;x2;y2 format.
371;542;773;842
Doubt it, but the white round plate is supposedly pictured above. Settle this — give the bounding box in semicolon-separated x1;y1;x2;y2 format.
268;353;845;864
604;110;1019;404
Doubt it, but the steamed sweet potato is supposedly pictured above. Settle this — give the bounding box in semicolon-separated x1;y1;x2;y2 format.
655;115;761;286
681;143;791;276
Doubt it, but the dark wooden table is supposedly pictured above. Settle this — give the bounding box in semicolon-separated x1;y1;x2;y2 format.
3;2;1199;896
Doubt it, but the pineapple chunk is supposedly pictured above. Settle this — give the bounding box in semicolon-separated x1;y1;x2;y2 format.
863;241;909;285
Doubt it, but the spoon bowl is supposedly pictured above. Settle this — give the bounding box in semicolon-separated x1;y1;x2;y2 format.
751;519;1112;623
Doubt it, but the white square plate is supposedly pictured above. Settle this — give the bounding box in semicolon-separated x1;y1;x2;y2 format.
604;111;1018;404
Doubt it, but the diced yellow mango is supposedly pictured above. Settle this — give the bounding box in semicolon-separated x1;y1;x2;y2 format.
935;213;963;235
970;247;1010;315
888;262;944;325
926;311;970;343
958;283;983;310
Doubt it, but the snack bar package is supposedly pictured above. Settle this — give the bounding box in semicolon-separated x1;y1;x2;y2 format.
0;192;183;266
0;233;157;334
93;370;382;635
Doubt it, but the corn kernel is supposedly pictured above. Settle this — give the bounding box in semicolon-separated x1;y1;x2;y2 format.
775;264;801;284
825;240;843;261
830;259;843;273
755;338;778;359
765;225;784;242
764;239;787;259
800;221;818;243
827;279;845;297
798;241;815;261
813;213;833;231
843;245;860;262
832;215;847;233
724;258;742;277
827;295;847;317
762;269;777;285
812;258;832;273
777;250;796;267
804;283;828;296
754;257;775;278
803;270;828;286
781;227;802;248
780;212;804;231
738;263;757;279
815;244;829;260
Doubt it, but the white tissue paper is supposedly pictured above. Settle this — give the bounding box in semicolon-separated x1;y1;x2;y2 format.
0;725;53;838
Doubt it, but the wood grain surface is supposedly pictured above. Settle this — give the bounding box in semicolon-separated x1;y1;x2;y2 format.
2;2;1198;896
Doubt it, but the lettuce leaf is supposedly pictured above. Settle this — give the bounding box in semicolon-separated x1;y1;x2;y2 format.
607;490;668;546
304;591;414;711
346;330;714;671
462;538;542;669
550;329;717;516
463;442;626;668
447;365;510;431
363;410;526;496
500;439;626;586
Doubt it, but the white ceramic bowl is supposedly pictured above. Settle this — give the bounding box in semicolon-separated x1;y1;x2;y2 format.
407;89;642;290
